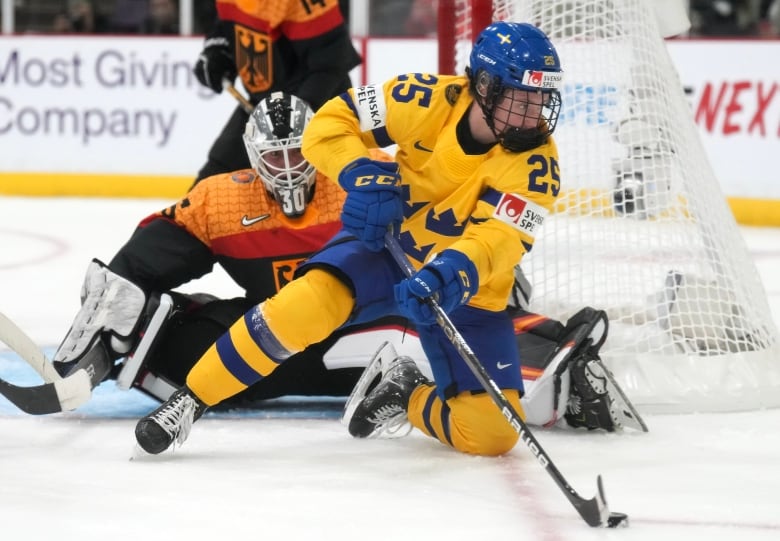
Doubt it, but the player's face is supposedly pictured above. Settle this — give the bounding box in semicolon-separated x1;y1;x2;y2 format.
492;89;545;132
261;148;307;174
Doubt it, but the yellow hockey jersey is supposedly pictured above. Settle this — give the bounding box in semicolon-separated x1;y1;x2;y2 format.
303;74;561;311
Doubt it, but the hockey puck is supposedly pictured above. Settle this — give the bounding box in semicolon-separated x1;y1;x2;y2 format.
607;512;629;528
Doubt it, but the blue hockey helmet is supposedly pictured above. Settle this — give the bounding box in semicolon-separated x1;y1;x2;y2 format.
467;22;563;152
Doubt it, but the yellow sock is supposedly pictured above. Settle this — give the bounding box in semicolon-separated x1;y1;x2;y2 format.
187;269;354;405
409;387;523;456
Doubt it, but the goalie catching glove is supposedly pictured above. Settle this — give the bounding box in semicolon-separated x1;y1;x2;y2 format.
394;250;479;325
338;157;403;252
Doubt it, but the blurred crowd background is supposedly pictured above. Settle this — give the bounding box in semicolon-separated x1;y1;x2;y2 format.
4;0;780;38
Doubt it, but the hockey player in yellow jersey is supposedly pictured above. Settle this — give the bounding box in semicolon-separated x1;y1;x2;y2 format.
134;21;565;456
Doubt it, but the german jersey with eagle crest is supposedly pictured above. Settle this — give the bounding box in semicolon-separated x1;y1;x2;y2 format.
211;0;360;109
111;147;394;304
303;73;561;311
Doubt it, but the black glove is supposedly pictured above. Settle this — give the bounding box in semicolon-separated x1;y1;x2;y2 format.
193;37;236;93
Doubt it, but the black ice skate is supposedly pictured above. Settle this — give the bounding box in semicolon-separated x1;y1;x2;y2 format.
564;355;648;432
135;387;207;454
343;342;429;439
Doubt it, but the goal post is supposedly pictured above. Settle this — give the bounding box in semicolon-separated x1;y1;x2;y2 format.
437;0;493;75
437;0;780;413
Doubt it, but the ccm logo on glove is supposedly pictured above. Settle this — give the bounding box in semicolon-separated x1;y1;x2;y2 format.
395;250;479;325
339;158;401;191
354;174;398;188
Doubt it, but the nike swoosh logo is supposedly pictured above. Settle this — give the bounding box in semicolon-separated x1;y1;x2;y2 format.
241;214;271;226
413;140;433;152
496;361;512;370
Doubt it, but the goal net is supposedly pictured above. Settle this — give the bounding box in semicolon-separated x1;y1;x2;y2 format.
438;0;780;413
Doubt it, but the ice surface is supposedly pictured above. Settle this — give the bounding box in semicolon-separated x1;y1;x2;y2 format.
1;197;779;540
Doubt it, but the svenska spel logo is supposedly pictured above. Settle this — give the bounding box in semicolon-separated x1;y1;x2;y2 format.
494;193;528;224
527;71;543;86
493;193;548;238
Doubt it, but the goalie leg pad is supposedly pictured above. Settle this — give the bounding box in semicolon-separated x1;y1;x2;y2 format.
562;306;608;350
517;308;604;427
115;293;174;390
519;307;647;432
130;295;249;401
53;259;146;368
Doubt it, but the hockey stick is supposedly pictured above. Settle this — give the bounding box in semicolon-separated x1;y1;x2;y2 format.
0;370;91;415
384;232;629;528
223;79;254;114
0;312;61;383
0;311;92;414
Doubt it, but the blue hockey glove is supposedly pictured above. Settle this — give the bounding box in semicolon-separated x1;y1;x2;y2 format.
338;157;402;252
394;250;479;325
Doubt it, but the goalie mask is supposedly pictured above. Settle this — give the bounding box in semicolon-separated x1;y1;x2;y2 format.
243;92;316;218
467;22;563;153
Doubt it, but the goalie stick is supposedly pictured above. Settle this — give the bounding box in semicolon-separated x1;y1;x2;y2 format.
0;370;91;415
384;232;629;529
0;311;92;414
0;312;61;383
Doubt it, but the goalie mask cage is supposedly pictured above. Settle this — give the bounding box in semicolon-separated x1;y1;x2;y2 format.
438;0;780;414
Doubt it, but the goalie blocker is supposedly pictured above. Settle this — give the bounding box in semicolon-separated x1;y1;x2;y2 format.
47;261;645;432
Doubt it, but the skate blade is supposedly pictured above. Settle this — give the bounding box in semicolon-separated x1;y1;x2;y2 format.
341;341;398;427
368;417;413;439
129;443;153;461
595;359;649;432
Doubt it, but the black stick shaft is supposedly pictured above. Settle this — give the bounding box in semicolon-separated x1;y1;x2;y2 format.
384;232;608;527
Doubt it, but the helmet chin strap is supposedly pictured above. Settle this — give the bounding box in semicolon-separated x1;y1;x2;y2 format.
499;126;548;153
